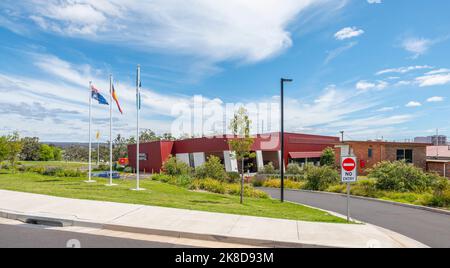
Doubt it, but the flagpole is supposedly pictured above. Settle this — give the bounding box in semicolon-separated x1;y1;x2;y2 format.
107;75;117;187
97;132;100;166
85;81;95;183
132;65;145;191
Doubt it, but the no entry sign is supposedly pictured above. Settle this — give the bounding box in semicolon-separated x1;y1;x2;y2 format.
341;157;357;182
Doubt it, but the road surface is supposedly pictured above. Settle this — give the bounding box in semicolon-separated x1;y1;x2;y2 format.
0;223;195;248
260;188;450;248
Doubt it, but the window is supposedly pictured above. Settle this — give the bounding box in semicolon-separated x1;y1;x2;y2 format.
368;148;373;158
396;149;413;163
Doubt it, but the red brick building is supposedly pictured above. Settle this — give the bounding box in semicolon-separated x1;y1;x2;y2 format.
426;146;450;178
335;141;430;175
128;132;339;173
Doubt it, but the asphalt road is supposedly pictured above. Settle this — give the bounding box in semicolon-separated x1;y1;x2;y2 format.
260;188;450;248
0;224;194;248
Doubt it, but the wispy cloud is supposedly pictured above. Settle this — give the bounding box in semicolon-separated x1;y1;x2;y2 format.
376;65;432;76
324;41;357;64
0;0;345;64
416;72;450;87
400;36;448;59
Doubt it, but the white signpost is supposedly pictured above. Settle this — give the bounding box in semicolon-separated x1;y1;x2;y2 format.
341;156;357;222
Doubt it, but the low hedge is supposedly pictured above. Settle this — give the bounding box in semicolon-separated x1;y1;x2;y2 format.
262;178;306;190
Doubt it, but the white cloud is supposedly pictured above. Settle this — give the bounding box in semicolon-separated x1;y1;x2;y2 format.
377;107;395;112
426;68;450;75
356;80;388;91
427;96;444;102
376;65;433;76
416;72;450;87
334;27;364;40
406;101;422;108
367;0;382;4
1;0;344;63
401;37;433;58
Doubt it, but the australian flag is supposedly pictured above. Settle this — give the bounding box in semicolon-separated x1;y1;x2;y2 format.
91;85;109;105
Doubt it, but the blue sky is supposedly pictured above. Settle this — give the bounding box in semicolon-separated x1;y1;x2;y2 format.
0;0;449;142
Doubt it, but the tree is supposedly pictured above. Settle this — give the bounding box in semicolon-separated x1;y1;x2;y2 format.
6;132;23;172
20;137;41;161
52;146;62;161
320;147;336;167
39;144;54;161
63;145;89;162
139;129;160;143
0;136;9;164
113;134;128;161
228;107;255;204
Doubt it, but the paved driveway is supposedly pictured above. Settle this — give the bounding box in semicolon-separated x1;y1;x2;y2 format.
260;188;450;248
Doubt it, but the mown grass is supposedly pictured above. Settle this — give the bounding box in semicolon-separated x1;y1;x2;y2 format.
0;171;347;223
18;161;89;169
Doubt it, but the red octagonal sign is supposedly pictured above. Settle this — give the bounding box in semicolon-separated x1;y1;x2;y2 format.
342;158;356;172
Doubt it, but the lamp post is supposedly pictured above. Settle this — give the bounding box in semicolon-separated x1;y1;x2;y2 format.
280;78;292;203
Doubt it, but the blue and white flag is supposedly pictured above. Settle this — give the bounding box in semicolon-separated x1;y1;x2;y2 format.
91;85;109;105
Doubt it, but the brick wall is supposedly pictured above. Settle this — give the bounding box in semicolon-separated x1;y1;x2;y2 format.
427;162;450;178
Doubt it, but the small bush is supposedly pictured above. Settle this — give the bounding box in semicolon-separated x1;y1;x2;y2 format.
368;161;437;193
123;166;133;173
286;163;302;175
226;172;241;183
429;190;450;208
261;162;277;174
194;156;227;181
163;155;192;176
94;164;109;172
304;165;339;191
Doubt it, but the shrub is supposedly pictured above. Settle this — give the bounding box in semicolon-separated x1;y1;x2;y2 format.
429;189;450;208
123;166;133;173
163;155;192;176
261;162;277;174
191;178;226;194
320;147;336;166
252;174;266;187
226;184;269;199
286;163;302;175
368;161;437;193
194;155;227;181
262;178;305;189
94;164;109;172
304;165;339;191
226;172;241;183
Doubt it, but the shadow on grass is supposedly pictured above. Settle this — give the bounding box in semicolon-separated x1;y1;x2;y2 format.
36;179;63;183
189;200;226;205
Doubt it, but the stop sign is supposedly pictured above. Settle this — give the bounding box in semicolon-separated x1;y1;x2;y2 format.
342;157;356;172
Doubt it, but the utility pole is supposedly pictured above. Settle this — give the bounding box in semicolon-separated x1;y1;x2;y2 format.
280;78;293;203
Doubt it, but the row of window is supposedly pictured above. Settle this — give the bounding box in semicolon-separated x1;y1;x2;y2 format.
367;148;413;163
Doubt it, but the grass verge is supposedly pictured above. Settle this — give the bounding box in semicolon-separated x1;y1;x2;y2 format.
0;171;347;223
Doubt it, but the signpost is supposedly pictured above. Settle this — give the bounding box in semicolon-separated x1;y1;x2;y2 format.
341;156;357;222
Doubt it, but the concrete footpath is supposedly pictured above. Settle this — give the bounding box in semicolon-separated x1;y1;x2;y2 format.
0;190;427;248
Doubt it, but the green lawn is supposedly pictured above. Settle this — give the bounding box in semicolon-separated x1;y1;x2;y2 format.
19;161;89;169
0;171;347;223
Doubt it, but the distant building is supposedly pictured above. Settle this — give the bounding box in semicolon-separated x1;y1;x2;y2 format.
414;135;447;146
335;141;430;175
426;146;450;178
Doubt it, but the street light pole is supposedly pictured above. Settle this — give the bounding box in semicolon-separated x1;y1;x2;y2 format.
280;78;292;203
